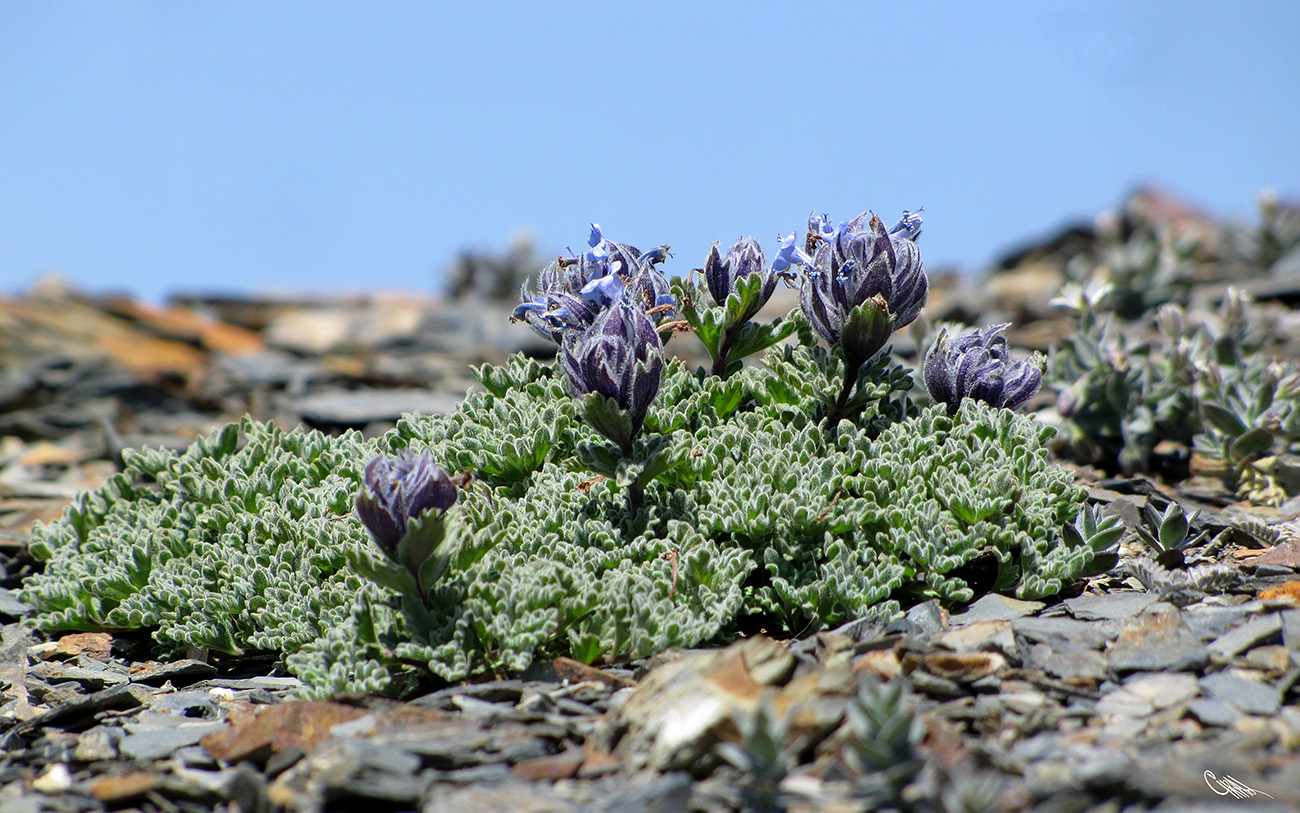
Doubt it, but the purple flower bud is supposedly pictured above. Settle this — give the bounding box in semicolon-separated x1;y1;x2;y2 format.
355;451;458;555
799;212;929;352
703;236;777;319
560;301;664;451
923;323;1043;413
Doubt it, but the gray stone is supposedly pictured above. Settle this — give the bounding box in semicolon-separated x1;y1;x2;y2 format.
950;593;1044;624
73;725;123;762
1199;671;1283;716
0;588;32;619
1095;687;1154;718
1012;616;1115;649
904;599;950;636
1122;672;1199;710
118;721;228;762
423;780;578;813
1207;612;1283;659
35;662;130;692
1022;641;1109;681
1281;609;1300;649
144;690;223;720
2;683;153;748
1107;602;1209;673
1064;592;1156;621
1182;602;1257;641
1187;698;1243;727
128;659;218;687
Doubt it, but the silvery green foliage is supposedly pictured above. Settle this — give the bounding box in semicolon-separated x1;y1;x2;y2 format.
23;344;1103;697
21;419;377;658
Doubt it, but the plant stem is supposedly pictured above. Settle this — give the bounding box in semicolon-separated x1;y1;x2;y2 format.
827;361;861;425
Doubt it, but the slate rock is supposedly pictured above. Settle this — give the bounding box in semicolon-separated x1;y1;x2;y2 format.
1207;612;1283;659
1012;616;1115;649
950;593;1044;624
1183;602;1256;641
1282;609;1300;649
1121;672;1199;710
1199;671;1283;716
119;721;229;762
1187;698;1243;727
1106;602;1209;673
0;588;32;619
128;659;218;687
1021;641;1109;681
1064;592;1156;621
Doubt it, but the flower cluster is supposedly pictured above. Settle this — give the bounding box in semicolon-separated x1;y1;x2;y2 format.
509;226;674;465
511;224;673;344
923;323;1044;414
797;211;928;354
355;450;458;554
354;450;465;600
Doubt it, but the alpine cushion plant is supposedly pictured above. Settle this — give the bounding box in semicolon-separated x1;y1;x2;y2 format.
923;323;1045;414
20;207;1122;699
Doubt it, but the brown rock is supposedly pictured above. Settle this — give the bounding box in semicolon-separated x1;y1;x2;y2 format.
87;772;159;803
552;657;636;690
509;748;585;781
52;632;113;661
922;651;1007;683
201;700;366;763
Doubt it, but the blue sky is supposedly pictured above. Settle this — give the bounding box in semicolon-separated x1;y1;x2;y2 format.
2;2;1298;303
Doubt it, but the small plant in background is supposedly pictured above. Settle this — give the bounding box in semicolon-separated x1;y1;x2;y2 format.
1048;280;1300;504
716;695;805;813
1126;500;1235;606
843;675;925;802
1132;500;1211;569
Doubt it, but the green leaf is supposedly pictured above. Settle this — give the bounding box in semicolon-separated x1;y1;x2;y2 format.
1202;403;1248;437
580;392;634;453
347;546;419;597
1231;427;1275;460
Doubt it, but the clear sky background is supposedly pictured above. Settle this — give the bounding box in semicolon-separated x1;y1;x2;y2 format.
2;2;1298;303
